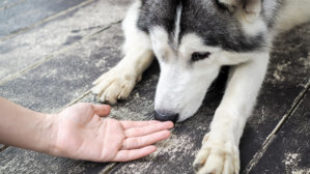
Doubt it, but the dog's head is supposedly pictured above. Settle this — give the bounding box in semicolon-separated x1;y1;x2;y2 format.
138;0;278;122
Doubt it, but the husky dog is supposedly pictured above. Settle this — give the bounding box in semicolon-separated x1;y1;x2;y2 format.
92;0;310;173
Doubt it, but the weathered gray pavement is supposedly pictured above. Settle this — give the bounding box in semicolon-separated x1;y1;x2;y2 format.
0;0;309;173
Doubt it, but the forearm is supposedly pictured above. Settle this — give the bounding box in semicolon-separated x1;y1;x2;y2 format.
0;97;55;154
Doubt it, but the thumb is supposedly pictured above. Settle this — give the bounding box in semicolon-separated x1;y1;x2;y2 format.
92;104;111;117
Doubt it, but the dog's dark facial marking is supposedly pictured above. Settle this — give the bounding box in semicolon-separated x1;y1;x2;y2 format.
137;0;180;34
213;0;235;13
191;52;211;62
180;0;266;52
137;0;280;52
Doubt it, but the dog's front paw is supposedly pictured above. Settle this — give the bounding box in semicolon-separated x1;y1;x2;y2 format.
91;67;139;104
193;134;240;174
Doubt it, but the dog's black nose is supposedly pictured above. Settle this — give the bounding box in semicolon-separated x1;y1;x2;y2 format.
154;111;179;123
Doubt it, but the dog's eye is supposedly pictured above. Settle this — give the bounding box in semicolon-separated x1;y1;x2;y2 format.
191;52;211;62
214;0;234;13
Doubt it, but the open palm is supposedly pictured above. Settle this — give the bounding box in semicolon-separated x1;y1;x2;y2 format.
51;103;173;162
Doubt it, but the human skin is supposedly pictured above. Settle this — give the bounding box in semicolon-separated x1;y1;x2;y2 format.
0;97;174;162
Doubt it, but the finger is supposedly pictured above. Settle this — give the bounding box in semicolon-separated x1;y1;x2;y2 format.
113;146;157;162
122;130;170;150
121;120;162;129
92;104;111;116
125;121;174;138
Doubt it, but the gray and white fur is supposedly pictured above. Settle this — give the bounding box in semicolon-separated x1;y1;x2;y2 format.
92;0;310;173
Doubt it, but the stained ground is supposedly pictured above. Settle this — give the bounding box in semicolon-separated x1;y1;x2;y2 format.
0;0;309;173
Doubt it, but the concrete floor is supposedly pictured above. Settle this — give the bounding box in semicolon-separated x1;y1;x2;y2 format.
0;0;309;173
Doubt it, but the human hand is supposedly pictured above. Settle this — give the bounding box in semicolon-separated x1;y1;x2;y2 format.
48;103;173;162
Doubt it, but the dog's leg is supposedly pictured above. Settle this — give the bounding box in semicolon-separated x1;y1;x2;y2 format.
92;2;153;104
194;53;269;174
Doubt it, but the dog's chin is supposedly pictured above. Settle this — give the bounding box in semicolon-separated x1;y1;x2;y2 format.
176;117;190;123
177;112;198;122
176;105;203;122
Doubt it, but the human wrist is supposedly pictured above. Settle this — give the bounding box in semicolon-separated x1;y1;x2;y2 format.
36;113;59;156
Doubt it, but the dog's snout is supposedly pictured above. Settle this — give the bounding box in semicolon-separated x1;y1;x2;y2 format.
154;110;179;123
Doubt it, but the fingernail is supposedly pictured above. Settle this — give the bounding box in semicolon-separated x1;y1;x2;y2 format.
166;121;174;127
104;105;111;109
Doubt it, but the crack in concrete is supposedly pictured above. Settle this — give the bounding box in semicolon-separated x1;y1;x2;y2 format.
0;145;9;152
243;79;310;174
0;22;121;86
63;90;92;109
100;163;118;174
0;145;8;153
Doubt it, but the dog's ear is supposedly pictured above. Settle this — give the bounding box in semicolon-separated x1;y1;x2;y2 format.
216;0;262;21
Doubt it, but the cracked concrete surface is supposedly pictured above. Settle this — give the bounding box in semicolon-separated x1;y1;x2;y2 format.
0;0;309;173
